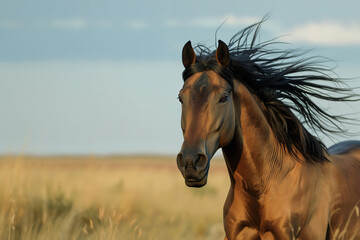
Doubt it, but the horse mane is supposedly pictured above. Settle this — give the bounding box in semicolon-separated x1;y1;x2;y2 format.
182;20;359;164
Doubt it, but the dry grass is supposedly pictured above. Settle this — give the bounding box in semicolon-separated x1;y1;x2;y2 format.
0;155;229;240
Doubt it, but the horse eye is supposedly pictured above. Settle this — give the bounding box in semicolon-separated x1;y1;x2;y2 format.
219;95;228;103
178;95;183;104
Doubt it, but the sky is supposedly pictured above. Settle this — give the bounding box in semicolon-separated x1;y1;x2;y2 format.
1;0;360;155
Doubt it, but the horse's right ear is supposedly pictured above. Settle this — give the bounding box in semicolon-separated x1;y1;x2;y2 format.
182;41;196;68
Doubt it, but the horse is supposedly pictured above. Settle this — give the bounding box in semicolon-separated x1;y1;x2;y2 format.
176;22;360;239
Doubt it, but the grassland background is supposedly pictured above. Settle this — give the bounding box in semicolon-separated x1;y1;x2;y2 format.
0;155;229;240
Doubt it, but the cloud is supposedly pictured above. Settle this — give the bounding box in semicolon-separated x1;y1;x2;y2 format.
126;20;148;30
164;16;360;46
0;18;115;30
165;15;260;28
51;18;88;29
284;22;360;46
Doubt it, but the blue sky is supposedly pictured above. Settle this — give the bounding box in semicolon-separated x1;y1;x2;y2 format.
2;0;360;61
1;0;360;155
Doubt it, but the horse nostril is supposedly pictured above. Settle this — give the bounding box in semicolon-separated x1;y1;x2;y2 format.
176;153;186;170
195;153;208;170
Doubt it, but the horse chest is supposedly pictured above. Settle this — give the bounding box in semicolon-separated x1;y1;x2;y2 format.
223;188;303;239
223;181;331;240
224;207;296;240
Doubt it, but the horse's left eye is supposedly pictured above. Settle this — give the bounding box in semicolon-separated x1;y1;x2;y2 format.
219;95;228;103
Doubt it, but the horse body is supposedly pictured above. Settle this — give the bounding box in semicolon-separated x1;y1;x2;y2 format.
222;81;360;239
176;22;360;239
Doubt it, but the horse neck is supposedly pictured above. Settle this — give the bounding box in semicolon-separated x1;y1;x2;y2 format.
222;82;296;192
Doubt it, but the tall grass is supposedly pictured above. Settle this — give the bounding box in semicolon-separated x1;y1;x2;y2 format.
0;155;228;240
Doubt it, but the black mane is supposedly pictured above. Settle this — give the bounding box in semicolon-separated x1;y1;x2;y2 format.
182;20;359;163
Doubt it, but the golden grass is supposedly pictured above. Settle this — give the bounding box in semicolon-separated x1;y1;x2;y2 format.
0;155;229;240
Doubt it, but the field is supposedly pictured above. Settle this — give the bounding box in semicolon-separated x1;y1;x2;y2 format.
0;155;229;240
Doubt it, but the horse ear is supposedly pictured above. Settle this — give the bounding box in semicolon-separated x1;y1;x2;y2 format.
182;41;196;68
216;40;230;68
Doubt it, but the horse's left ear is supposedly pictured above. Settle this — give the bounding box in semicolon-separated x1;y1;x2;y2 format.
216;40;230;68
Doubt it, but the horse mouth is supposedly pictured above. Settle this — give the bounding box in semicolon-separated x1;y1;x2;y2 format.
185;172;208;187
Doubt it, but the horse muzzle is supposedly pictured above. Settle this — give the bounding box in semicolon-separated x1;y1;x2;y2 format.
176;151;209;187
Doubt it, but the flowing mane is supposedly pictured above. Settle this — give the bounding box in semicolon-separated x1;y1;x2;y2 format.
182;21;359;164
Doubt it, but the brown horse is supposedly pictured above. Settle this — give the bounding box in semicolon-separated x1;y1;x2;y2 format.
176;22;360;239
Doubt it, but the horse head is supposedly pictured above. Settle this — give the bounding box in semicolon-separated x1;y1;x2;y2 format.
177;40;236;187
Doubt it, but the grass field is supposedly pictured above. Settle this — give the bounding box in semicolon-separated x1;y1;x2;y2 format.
0;155;229;240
